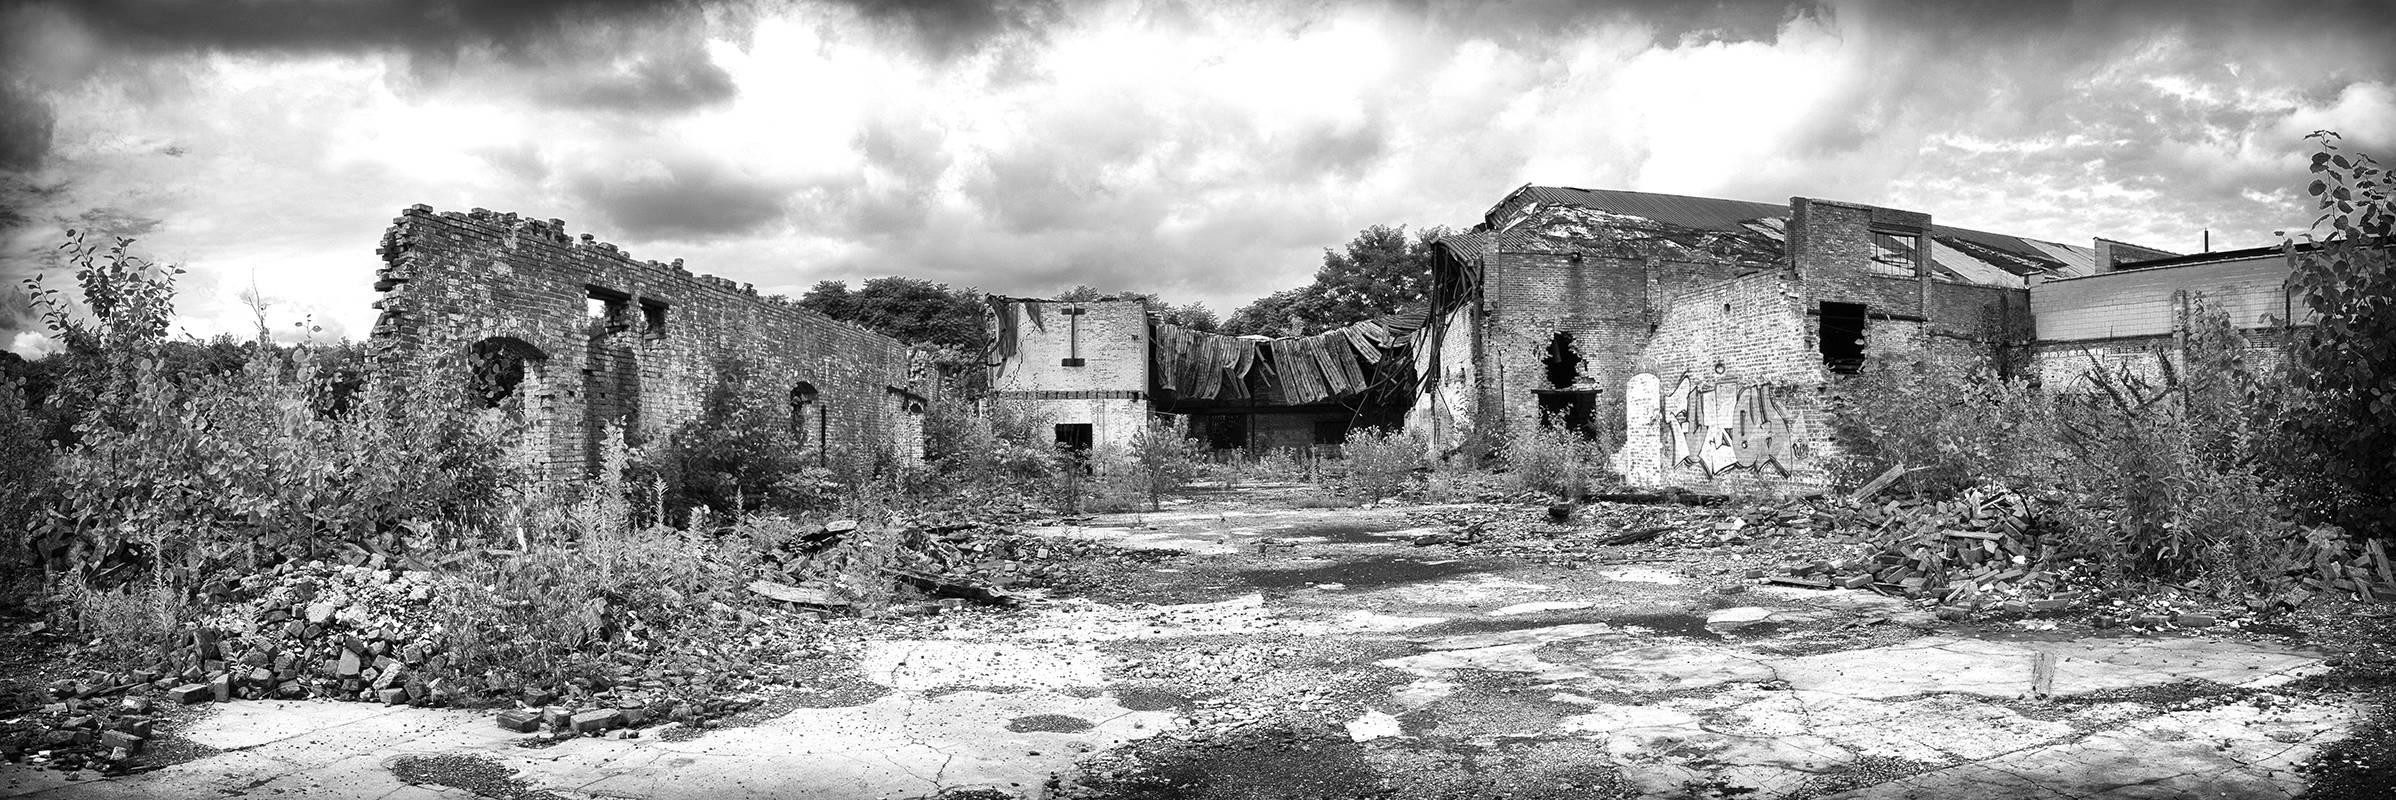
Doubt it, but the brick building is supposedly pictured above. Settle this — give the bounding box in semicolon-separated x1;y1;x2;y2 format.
369;205;926;480
1413;187;2095;494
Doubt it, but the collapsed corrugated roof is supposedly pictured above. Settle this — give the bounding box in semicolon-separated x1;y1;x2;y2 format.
1475;186;2096;288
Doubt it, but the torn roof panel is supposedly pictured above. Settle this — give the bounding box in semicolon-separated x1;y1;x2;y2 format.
1494;185;2097;287
1929;238;2031;287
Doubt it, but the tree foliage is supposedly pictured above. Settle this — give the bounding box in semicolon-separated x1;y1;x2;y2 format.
1221;224;1450;336
2278;132;2396;536
797;276;987;355
1053;284;1219;330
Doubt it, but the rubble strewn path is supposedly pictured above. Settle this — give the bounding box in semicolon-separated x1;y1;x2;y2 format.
1;494;2363;799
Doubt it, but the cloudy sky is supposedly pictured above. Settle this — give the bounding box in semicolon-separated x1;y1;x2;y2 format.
2;0;2391;354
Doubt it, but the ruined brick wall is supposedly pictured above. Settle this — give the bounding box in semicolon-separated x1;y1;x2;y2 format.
987;298;1151;451
1789;198;1930;318
370;205;922;480
1617;272;1829;494
1407;301;1483;459
1475;245;1755;454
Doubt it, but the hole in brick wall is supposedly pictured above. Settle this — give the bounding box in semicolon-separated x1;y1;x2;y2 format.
468;337;546;408
1820;302;1867;375
641;300;668;339
790;382;819;446
586;287;630;335
1535;391;1599;439
1541;332;1585;389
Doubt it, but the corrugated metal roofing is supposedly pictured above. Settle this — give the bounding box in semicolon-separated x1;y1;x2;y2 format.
1505;186;2094;278
1512;187;1785;233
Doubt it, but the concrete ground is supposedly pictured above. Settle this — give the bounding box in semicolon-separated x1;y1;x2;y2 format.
0;497;2365;799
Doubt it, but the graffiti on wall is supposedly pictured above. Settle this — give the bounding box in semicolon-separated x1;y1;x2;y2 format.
1625;372;1803;478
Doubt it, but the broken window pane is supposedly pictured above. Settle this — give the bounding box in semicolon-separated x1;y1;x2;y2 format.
1871;231;1920;271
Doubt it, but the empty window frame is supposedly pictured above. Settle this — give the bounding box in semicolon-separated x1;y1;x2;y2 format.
1055;423;1094;453
586;286;631;334
1870;231;1921;271
790;382;821;448
640;299;669;340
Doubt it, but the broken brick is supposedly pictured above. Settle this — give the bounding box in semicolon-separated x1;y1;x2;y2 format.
570;709;623;734
496;709;541;733
167;684;213;704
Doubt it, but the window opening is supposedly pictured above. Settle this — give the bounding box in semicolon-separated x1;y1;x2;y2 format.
1820;302;1868;374
1871;231;1920;271
586;287;630;334
1541;332;1585;389
790;382;820;450
1055;423;1094;453
640;299;669;340
468;338;545;408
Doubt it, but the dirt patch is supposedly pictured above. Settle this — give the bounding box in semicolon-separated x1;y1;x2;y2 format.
1051;720;1382;800
1111;686;1191;712
1238;555;1494;590
389;753;564;800
1008;714;1096;733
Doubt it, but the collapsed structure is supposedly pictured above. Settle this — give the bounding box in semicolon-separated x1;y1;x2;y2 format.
989;186;2310;494
359;190;2300;496
369;205;926;480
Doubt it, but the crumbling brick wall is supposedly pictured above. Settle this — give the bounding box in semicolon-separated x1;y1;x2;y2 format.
1470;212;1763;455
1618;272;1830;493
370;205;923;480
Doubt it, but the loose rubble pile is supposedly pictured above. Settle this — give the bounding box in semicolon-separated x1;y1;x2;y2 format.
1768;486;2063;608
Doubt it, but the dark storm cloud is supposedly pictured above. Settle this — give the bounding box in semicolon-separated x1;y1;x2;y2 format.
551;46;739;112
33;0;707;59
840;0;1061;61
568;156;795;239
0;80;54;172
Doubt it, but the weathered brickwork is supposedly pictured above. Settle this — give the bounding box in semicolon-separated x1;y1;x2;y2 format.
1617;272;1831;494
1426;192;2046;493
370;205;923;480
987;298;1151;451
1789;198;1932;317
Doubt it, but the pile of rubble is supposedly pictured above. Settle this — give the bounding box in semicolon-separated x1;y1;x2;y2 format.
1765;486;2067;610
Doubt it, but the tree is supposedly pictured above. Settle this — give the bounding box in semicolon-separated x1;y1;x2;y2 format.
797;277;985;354
795;280;854;320
1221;224;1450;336
1051;285;1220;331
2277;132;2396;536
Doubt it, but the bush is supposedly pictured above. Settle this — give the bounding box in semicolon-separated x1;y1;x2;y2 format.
635;358;813;522
1109;418;1208;512
436;432;744;692
2277;132;2396;537
1503;419;1608;500
1338;427;1422;502
1826;347;2062;496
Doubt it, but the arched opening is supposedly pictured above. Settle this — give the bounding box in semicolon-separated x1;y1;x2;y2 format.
790;381;821;451
468;337;547;408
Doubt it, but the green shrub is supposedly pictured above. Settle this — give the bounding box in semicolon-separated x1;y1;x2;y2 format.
1826;347;2062;496
436;431;744;692
1503;419;1607;500
635;358;813;522
1120;417;1208;511
1338;427;1422;502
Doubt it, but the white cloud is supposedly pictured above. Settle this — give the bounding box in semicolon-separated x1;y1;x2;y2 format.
2;0;2391;345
